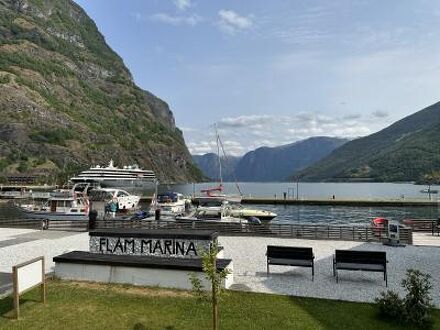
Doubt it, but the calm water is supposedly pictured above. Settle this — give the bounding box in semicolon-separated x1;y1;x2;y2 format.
1;182;439;225
164;182;440;200
160;182;440;225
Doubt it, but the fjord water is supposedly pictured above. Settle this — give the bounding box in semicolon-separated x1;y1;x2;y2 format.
163;182;440;225
166;182;437;199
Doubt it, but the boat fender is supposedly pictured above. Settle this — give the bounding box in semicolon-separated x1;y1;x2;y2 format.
42;219;50;230
248;216;261;225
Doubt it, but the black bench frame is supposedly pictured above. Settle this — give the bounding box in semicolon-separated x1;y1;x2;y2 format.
333;250;388;286
266;246;315;280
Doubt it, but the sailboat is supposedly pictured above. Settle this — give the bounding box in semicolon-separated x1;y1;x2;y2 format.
191;125;277;222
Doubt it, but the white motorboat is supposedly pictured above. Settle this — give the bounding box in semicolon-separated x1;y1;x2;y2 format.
152;191;191;216
89;188;140;211
176;206;250;224
191;126;276;221
224;204;277;221
18;185;89;220
194;189;277;221
70;159;156;190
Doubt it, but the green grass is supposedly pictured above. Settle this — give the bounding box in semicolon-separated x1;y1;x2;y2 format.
0;280;438;329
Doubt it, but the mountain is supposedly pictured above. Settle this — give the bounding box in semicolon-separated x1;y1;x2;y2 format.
192;137;347;182
0;0;202;183
234;137;348;182
299;102;440;182
192;153;240;181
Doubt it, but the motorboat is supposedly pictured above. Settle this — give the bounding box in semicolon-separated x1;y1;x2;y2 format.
88;188;140;211
152;191;191;216
18;185;90;220
194;192;277;222
420;188;438;194
176;206;250;224
224;204;277;221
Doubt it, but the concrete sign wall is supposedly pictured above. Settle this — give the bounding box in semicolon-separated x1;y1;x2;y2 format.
88;229;218;259
90;236;210;258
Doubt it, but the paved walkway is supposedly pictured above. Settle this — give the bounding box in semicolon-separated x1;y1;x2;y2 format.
413;232;440;247
0;229;88;297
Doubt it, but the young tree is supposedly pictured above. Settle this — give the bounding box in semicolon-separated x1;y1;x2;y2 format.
189;243;230;330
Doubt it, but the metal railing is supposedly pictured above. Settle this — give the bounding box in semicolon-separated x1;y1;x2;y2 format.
93;220;413;244
0;218;413;244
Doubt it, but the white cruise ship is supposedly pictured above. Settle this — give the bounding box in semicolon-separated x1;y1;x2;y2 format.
70;160;157;189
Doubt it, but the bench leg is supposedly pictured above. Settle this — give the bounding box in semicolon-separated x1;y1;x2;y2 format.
267;262;269;275
384;271;387;287
312;263;314;281
335;269;338;283
333;257;336;277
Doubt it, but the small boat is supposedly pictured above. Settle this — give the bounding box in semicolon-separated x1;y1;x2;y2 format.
18;185;90;220
371;217;388;229
152;192;191;216
89;188;140;211
193;186;277;221
224;204;277;221
420;189;438;194
176;206;250;225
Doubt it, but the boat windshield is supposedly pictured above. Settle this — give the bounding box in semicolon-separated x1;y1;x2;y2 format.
157;192;178;203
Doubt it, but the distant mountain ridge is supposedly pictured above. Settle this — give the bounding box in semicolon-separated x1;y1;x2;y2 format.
299;102;440;181
192;153;240;181
193;137;348;182
235;137;348;181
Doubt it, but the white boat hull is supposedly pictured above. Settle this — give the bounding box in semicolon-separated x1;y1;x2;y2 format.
19;209;88;221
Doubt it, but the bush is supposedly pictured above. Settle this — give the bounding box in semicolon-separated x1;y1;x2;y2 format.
375;290;404;319
402;269;433;326
375;269;434;327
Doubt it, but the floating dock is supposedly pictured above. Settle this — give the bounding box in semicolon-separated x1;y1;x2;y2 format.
137;196;439;207
240;197;438;207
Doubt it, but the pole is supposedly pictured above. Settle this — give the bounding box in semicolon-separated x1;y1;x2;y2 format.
296;177;299;200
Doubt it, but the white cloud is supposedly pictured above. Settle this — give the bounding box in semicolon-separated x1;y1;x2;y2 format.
372;110;389;118
218;115;273;128
183;111;392;156
174;0;192;11
151;13;202;26
217;10;253;35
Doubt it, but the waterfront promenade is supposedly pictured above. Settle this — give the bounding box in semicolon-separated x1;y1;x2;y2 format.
0;228;439;306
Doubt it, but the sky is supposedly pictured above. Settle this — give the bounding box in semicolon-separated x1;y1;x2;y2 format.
75;0;440;156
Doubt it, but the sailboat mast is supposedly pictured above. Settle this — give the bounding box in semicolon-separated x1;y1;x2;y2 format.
215;124;223;187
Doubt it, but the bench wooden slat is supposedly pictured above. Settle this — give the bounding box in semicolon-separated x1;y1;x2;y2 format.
266;245;314;280
333;249;387;286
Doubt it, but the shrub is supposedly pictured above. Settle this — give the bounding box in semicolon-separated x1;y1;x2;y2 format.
402;269;433;326
375;269;434;327
375;290;404;319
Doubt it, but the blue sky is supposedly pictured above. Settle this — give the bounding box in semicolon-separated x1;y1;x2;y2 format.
75;0;440;155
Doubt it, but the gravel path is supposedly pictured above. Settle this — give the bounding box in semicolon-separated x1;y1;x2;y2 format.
0;229;438;307
0;229;88;296
218;236;440;307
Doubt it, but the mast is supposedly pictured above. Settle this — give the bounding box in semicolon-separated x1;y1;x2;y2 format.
215;123;223;188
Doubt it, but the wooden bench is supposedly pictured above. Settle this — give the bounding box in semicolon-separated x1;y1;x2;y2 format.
266;246;315;280
333;250;388;286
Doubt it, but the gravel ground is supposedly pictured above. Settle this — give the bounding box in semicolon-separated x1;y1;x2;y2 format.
0;229;89;296
0;229;439;306
219;236;440;307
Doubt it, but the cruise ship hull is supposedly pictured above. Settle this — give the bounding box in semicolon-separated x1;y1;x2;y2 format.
71;178;156;190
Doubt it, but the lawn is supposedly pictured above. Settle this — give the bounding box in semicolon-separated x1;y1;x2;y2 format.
0;280;438;329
